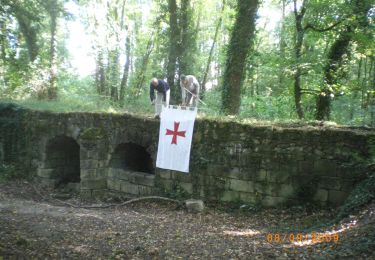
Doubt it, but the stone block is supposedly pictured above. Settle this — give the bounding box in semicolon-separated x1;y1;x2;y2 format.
107;179;121;191
229;179;254;193
81;179;106;189
158;171;171;179
133;173;155;187
313;189;328;202
37;168;55;178
80;169;97;179
138;185;154;196
173;172;192;182
278;184;295;198
228;168;255;181
180;182;193;194
66;182;80;192
313;160;338;176
267;170;291;183
185;199;205;213
141;174;155;187
107;168;131;181
207;165;230;177
86;150;100;159
256;169;267;181
239;192;258;204
38;177;58;187
106;168;117;179
96;168;107;178
299;160;314;174
328;190;348;206
220;190;240;202
91;189;107;198
120;182;139;195
160;179;173;191
80;159;99;169
340;179;356;192
262;196;286;207
318;177;341;190
254;182;276;196
80;189;92;199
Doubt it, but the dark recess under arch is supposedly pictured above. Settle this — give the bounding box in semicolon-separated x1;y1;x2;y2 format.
110;143;154;174
45;135;80;185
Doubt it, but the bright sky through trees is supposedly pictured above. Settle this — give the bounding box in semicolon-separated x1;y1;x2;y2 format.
64;0;283;77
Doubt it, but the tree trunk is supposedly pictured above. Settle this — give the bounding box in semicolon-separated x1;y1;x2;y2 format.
201;0;225;99
0;19;6;61
166;0;180;103
48;0;58;100
221;0;259;115
95;50;106;96
134;36;154;91
292;0;306;119
120;28;131;103
179;0;197;76
315;0;372;120
109;50;120;101
316;26;352;120
276;0;286;95
12;6;39;62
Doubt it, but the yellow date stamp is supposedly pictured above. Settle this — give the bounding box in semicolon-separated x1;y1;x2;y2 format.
266;233;340;244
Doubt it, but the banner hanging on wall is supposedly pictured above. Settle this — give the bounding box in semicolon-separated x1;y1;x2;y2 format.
156;106;197;173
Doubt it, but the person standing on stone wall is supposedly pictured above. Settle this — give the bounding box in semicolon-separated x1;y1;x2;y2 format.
150;78;170;118
180;74;200;107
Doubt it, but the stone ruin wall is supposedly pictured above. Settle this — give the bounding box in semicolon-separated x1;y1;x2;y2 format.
0;105;374;207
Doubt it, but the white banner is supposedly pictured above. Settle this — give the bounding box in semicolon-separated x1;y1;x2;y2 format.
156;106;197;173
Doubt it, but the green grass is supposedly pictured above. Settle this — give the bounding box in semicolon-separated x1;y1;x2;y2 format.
1;87;374;128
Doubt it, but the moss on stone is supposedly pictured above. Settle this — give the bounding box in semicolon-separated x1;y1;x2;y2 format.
80;127;107;140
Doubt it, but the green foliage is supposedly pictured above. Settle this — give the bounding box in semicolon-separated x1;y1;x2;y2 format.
337;173;375;221
0;164;30;181
0;0;374;126
161;181;190;200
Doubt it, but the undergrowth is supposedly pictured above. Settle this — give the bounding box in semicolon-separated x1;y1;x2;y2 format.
336;173;375;221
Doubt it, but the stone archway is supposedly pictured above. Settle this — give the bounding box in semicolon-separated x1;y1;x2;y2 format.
108;142;155;196
109;142;154;174
43;135;80;186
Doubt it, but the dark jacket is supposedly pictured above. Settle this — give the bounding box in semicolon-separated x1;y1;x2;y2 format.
150;79;170;102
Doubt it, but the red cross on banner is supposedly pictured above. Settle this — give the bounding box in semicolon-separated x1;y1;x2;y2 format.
166;121;186;145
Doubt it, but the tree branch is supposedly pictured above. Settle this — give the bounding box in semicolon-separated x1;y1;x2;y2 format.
304;20;342;32
301;88;319;95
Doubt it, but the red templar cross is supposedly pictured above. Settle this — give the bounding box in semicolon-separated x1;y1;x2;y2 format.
166;121;186;145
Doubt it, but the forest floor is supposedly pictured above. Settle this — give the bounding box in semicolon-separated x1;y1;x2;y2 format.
0;180;374;259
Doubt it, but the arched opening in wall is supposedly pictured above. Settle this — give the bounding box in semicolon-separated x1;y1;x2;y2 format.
110;143;154;174
45;136;80;186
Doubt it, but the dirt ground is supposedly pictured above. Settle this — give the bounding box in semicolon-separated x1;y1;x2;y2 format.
0;181;374;259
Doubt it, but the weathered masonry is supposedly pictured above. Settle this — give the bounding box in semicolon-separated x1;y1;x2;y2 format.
1;103;374;207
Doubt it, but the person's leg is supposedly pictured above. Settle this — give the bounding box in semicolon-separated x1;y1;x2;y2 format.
194;83;200;108
186;92;192;106
181;86;186;105
165;89;170;107
192;95;197;107
155;92;163;115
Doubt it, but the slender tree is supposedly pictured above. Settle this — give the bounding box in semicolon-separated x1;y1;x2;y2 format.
120;26;131;102
166;0;180;102
221;0;259;115
293;0;308;119
201;0;226;99
179;0;196;75
46;0;59;100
